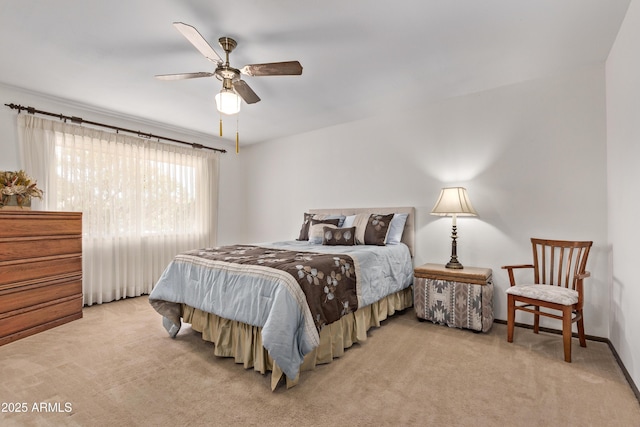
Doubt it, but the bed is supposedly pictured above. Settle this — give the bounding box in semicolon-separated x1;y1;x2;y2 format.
149;207;415;390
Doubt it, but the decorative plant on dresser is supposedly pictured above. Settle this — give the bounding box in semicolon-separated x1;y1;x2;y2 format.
0;210;83;345
0;170;44;210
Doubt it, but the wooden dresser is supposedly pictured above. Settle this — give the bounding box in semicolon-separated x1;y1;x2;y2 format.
0;210;83;346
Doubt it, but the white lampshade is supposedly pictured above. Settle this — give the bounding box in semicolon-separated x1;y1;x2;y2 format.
215;89;241;115
430;187;477;217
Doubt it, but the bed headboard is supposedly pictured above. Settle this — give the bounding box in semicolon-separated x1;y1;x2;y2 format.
308;207;416;257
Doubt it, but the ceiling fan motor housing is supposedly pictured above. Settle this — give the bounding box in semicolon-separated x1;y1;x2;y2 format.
216;67;240;83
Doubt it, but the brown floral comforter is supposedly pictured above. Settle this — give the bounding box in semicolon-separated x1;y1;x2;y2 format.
183;245;358;331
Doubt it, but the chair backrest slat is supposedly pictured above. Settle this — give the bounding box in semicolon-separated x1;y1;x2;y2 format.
563;247;572;288
530;238;592;290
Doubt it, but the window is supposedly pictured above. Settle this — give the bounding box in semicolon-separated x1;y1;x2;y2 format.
19;114;220;305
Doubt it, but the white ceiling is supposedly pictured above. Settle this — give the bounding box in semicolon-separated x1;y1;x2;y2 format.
0;1;631;147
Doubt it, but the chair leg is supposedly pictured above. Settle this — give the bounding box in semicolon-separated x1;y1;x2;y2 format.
562;306;572;362
507;295;515;343
533;306;540;334
577;310;587;348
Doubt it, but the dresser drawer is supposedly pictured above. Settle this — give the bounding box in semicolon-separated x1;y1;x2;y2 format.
0;236;82;262
0;277;82;314
0;212;82;238
0;295;83;343
0;255;82;286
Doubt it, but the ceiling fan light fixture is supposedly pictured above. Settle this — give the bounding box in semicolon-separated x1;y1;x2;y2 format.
215;89;241;115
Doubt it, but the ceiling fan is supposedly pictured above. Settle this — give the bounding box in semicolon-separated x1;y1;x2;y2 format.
156;22;303;114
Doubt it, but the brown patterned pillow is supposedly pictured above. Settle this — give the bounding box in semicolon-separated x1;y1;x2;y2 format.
363;213;394;246
322;226;356;246
308;218;341;244
297;212;315;241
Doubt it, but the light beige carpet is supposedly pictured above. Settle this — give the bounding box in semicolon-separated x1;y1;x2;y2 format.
1;296;639;427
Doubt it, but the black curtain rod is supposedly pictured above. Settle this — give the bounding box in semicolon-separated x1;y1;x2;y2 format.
4;103;227;154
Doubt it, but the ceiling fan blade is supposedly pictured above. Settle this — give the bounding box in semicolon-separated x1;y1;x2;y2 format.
173;22;223;64
240;61;303;77
233;80;261;104
155;72;215;80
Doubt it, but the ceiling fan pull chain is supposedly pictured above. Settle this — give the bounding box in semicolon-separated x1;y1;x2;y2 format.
236;115;239;154
218;95;224;137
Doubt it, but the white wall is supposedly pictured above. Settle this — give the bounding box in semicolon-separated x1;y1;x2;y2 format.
215;150;247;245
0;57;617;359
0;83;246;245
606;0;640;394
241;64;610;338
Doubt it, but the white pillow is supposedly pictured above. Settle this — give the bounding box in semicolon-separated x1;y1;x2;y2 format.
385;213;408;245
341;215;356;228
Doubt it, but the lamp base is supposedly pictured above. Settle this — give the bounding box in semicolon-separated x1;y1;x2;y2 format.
445;259;464;269
445;223;464;269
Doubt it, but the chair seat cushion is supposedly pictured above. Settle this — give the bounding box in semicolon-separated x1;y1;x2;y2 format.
505;284;578;305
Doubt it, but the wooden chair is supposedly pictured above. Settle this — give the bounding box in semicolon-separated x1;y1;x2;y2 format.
502;238;593;362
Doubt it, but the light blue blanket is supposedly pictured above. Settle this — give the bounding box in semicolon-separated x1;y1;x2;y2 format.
149;241;413;380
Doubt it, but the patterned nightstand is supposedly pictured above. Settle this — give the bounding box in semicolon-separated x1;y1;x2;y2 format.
414;263;493;332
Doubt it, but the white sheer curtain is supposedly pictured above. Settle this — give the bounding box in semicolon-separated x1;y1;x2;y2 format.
18;114;219;306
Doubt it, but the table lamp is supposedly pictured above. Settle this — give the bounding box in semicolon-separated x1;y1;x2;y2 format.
430;187;477;269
